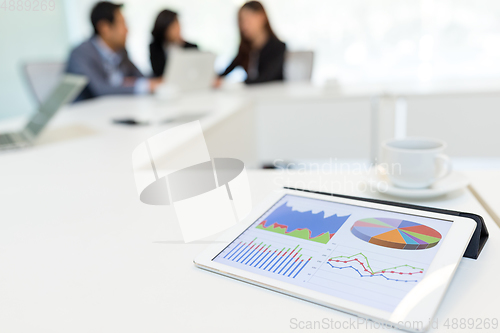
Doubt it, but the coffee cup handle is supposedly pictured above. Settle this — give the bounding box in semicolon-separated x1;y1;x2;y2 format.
435;154;452;180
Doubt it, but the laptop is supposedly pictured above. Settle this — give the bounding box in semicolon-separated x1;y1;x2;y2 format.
0;74;87;150
163;48;216;91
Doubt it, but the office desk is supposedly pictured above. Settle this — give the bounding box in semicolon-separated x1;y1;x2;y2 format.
0;83;383;169
4;80;499;164
0;93;259;173
0;86;378;166
0;162;499;332
0;86;499;332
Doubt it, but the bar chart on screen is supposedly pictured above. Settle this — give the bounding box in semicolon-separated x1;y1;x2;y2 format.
213;194;452;313
215;233;432;311
219;236;317;279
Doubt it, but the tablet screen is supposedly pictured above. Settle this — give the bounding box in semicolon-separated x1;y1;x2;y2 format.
213;194;453;313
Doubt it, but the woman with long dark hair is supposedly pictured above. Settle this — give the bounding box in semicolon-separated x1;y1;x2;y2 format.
217;1;286;85
150;10;197;77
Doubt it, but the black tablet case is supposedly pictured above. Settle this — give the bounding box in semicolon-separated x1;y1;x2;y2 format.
284;187;489;259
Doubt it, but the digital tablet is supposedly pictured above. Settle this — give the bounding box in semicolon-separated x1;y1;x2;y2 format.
194;189;476;332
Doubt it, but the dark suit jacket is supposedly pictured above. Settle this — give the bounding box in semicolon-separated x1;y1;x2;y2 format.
66;38;144;101
149;41;198;78
220;36;286;84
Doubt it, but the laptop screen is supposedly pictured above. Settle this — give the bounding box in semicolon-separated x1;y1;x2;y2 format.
24;75;86;137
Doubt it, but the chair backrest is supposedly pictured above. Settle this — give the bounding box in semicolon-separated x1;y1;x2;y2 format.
24;62;67;104
284;51;314;82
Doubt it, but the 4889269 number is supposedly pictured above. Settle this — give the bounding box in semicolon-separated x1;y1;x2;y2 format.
1;0;56;11
443;318;498;330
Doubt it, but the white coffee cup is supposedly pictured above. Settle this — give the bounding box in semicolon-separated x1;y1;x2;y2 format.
381;137;452;189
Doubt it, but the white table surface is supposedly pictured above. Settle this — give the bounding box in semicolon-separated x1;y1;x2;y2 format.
0;90;499;332
0;164;499;332
222;79;500;100
0;93;249;173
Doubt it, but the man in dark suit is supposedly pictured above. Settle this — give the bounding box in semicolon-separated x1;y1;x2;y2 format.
66;2;162;101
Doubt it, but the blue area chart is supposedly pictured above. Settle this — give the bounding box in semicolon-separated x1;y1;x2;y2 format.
256;202;351;244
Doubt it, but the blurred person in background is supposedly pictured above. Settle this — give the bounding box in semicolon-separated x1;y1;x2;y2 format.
216;1;286;86
66;1;162;101
150;9;198;77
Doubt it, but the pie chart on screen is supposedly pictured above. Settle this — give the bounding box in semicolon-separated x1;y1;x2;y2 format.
351;218;442;250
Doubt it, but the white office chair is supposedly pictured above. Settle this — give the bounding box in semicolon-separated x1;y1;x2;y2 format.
284;51;314;82
24;61;66;104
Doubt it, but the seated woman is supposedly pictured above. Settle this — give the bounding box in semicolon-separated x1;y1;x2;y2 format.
150;10;198;77
217;1;286;85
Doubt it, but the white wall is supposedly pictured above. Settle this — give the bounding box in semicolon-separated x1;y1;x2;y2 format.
0;1;69;120
256;99;371;161
406;94;500;157
253;93;500;162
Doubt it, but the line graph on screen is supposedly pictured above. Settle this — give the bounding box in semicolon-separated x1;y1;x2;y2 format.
326;252;424;282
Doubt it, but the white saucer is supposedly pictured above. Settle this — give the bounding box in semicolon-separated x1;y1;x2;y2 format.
368;170;470;199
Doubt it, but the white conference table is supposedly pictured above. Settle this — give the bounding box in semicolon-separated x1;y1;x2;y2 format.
4;80;500;163
0;82;380;171
224;78;500;99
0;166;499;333
1;89;500;332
